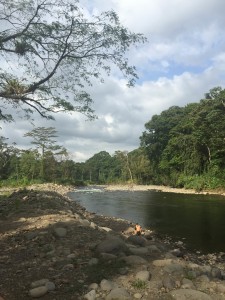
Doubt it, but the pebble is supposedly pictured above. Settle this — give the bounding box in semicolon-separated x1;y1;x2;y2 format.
29;286;48;298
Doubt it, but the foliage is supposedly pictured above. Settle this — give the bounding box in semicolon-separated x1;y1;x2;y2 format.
131;279;147;289
0;0;146;122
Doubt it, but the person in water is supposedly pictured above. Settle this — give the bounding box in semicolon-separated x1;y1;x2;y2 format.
134;223;142;235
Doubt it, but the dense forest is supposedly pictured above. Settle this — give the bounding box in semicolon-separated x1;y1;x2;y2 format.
1;86;225;191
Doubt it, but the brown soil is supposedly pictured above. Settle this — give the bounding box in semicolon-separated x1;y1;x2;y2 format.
0;184;133;300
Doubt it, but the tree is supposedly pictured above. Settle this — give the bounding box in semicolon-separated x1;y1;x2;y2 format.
0;0;146;122
24;127;63;179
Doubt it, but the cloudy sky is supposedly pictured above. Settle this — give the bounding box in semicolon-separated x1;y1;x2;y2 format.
2;0;225;162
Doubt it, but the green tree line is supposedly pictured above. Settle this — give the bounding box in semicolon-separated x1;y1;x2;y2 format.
1;87;225;190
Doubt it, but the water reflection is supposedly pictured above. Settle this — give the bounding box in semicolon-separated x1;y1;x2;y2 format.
68;189;225;253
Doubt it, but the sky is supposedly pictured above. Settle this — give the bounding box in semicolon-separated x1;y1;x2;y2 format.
1;0;225;162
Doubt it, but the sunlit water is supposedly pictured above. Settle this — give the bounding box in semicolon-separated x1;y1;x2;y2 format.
68;187;225;253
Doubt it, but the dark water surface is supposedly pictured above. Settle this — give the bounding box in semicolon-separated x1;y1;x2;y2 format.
68;187;225;254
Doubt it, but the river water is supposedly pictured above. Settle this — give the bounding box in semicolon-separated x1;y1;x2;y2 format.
68;187;225;254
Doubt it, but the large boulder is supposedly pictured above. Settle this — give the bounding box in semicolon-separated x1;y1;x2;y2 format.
169;289;212;300
95;237;129;255
127;235;147;246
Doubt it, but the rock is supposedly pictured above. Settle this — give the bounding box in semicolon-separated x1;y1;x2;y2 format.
100;253;117;260
148;245;161;253
135;270;150;281
122;255;148;265
45;281;55;291
29;286;48;298
169;289;212;300
162;276;177;290
164;262;184;274
53;227;67;237
129;247;149;256
84;289;96;300
211;267;221;279
88;258;99;265
79;219;90;227
106;287;131;300
31;279;49;288
127;235;146;246
215;283;225;293
181;278;195;289
98;226;112;232
152;259;173;267
134;293;143;299
88;283;99;290
100;279;116;291
95;237;128;255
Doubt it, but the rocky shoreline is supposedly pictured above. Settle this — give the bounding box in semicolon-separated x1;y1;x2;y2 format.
0;184;225;299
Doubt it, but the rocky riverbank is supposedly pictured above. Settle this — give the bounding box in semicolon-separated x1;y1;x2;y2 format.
0;184;225;299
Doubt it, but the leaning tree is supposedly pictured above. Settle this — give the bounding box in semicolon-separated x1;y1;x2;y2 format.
0;0;146;122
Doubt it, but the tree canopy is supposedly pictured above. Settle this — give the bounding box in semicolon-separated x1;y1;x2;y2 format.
0;0;146;122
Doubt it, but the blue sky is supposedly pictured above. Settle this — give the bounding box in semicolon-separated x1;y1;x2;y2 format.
2;0;225;161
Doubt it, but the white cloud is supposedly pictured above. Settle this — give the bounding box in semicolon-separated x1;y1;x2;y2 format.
1;0;225;161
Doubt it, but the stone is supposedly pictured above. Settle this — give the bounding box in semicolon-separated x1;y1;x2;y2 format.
127;235;146;246
96;237;128;254
164;263;184;274
162;276;177;290
100;279;116;291
106;287;131;300
122;255;148;265
31;279;49;288
79;219;90;227
88;258;99;265
98;226;112;232
181;278;195;289
84;289;96;300
169;289;212;300
152;259;173;267
29;286;48;298
129;247;149;255
135;270;150;281
45;281;55;291
134;293;143;299
53;227;67;237
88;283;99;290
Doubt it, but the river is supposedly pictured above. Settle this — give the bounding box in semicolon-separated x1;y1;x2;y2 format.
68;187;225;254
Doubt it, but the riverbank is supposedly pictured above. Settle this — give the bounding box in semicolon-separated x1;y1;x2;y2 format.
105;184;225;196
0;184;225;299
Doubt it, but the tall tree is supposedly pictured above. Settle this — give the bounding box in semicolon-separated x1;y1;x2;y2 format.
24;127;62;179
0;0;146;122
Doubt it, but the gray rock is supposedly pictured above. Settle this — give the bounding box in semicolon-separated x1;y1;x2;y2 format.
106;287;131;300
169;289;212;300
88;258;99;265
84;289;96;300
215;283;225;293
53;227;67;237
45;281;55;291
162;276;177;290
100;279;116;291
100;253;117;260
29;286;48;298
164;263;184;274
211;267;221;279
135;270;150;281
122;255;148;265
98;226;112;232
127;235;146;246
129;247;149;256
96;237;128;255
181;278;195;289
31;279;49;288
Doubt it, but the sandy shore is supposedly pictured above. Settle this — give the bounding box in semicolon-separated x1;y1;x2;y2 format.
104;184;225;196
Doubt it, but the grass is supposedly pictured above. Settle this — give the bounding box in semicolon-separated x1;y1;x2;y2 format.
131;279;147;289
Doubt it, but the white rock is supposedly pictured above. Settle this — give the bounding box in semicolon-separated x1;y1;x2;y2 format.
84;289;96;300
29;286;48;298
135;271;150;281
